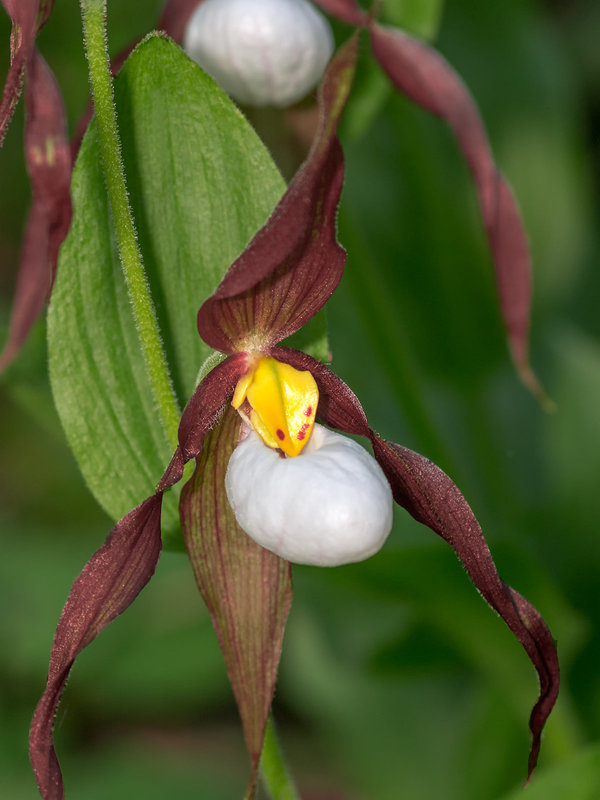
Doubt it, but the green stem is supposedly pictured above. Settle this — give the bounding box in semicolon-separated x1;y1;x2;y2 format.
79;0;180;451
259;716;301;800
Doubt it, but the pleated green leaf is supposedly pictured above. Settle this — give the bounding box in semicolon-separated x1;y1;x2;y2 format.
47;34;286;547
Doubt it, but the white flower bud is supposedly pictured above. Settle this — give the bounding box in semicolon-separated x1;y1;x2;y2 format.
226;423;393;566
183;0;334;107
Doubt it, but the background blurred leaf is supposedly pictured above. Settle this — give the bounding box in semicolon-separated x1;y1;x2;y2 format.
380;0;445;40
47;35;285;547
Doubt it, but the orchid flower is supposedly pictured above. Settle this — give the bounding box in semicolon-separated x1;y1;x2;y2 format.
179;0;548;404
29;26;558;800
2;0;545;410
0;0;198;371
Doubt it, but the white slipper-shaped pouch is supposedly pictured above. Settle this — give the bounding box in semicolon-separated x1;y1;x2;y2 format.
183;0;334;107
226;423;393;566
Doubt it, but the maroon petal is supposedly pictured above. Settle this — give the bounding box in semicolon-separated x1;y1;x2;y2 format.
29;353;245;798
196;36;358;354
273;346;558;780
180;407;292;790
0;0;53;144
369;437;559;780
368;23;544;397
30;493;164;800
0;50;71;371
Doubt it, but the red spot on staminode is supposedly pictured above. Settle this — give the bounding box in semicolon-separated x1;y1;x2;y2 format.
276;429;285;441
296;422;310;441
304;406;312;416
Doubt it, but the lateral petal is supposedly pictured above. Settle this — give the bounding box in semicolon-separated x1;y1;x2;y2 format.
273;346;558;779
29;493;164;800
29;353;242;799
369;435;559;781
196;35;358;353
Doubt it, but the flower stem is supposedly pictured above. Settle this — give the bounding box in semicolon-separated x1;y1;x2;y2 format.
260;716;301;800
79;0;180;451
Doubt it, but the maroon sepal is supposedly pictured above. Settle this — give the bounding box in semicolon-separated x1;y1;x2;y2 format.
196;36;359;354
29;493;164;800
0;51;72;371
368;24;546;400
180;408;292;796
274;346;559;781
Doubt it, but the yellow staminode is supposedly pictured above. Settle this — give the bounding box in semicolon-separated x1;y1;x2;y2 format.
232;357;318;457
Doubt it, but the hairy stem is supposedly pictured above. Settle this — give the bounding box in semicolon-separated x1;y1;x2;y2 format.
79;0;180;450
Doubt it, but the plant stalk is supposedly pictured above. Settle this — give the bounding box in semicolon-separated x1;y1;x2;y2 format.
79;0;180;451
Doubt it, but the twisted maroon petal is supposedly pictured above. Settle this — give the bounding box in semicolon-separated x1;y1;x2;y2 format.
369;436;559;780
274;346;559;780
29;494;164;800
196;36;358;354
1;51;72;371
29;354;247;799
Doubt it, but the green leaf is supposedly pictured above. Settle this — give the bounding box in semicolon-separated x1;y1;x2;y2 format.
47;34;286;549
380;0;445;40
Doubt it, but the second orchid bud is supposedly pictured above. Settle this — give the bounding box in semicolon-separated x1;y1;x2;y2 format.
183;0;334;107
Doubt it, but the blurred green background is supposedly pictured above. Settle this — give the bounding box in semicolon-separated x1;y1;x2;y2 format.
2;0;600;797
